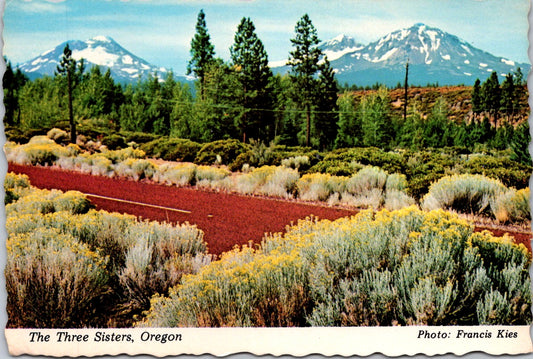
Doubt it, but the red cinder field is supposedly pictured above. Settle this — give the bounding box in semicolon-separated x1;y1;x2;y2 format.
9;163;358;255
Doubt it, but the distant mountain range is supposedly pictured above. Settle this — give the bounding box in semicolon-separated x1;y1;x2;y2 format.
272;23;529;86
18;36;191;84
17;24;529;87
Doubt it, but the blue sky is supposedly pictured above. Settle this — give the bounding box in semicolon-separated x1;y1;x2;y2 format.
3;0;531;75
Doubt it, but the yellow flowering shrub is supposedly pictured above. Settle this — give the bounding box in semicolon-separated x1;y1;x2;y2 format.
139;206;531;327
6;188;91;216
5;136;71;165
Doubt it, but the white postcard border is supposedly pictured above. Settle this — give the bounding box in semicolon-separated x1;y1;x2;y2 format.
5;326;533;357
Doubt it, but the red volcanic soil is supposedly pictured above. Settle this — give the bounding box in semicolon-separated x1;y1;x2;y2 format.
8;164;356;256
8;163;531;254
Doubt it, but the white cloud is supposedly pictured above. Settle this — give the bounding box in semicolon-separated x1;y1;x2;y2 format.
12;0;66;13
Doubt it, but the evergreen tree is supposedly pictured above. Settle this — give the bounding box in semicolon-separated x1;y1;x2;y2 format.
170;82;194;138
360;86;392;148
230;17;274;142
55;44;85;143
3;58;29;126
514;67;525;86
18;77;64;130
424;97;452;148
453;122;471;148
471;78;482;113
511;122;531;165
271;74;299;146
187;9;216;99
500;72;515;114
78;66;123;120
288;14;322;147
398;102;425;150
481;71;500;115
197;59;240;141
335;92;360;148
314;58;339;150
491;121;515;150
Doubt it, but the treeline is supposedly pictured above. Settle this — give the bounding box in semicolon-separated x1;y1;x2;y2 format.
3;11;530;163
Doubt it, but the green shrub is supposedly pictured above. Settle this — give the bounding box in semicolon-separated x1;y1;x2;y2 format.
267;145;319;168
4;136;71;166
297;173;345;202
139;207;531;327
461;155;531;190
120;131;160;145
153;163;196;186
235;166;300;198
310;147;404;176
195;165;230;184
164;139;202;162
194;139;249;166
5;127;48;144
99;147;146;163
141;137;202;162
102;134;127;150
229;150;256;171
115;158;156;180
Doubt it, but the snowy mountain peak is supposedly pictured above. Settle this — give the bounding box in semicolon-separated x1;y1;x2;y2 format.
19;36;169;84
318;34;364;61
272;23;528;86
89;35;114;43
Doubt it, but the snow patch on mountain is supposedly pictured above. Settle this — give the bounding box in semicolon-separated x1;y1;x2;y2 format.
72;46;120;67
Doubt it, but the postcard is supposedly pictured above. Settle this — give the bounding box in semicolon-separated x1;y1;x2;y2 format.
2;0;532;357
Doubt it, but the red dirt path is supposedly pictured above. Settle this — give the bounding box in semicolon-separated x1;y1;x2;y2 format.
8;163;531;255
8;164;356;256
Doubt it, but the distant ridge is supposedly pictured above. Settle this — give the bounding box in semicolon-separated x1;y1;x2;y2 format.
272;23;529;86
18;36;192;84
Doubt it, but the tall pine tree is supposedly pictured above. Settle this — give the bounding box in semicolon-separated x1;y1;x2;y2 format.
187;9;215;99
471;78;482;113
3;58;28;126
481;71;501;116
230;17;274;142
500;72;516;114
314;58;338;150
56;44;85;143
335;91;360;148
288;14;322;147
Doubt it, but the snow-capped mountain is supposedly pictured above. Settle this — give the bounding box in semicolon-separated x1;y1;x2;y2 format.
317;34;365;62
273;23;529;86
19;36;174;84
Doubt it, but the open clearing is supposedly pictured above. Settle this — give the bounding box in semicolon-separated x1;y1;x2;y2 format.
8;163;531;254
8;163;357;255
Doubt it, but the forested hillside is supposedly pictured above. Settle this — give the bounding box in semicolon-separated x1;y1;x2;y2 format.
4;12;530;164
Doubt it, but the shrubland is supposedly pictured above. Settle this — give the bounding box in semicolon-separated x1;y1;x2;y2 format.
5;173;210;328
6;133;530;225
138;207;531;327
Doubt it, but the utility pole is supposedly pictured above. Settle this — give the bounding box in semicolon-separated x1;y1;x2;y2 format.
404;60;409;121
